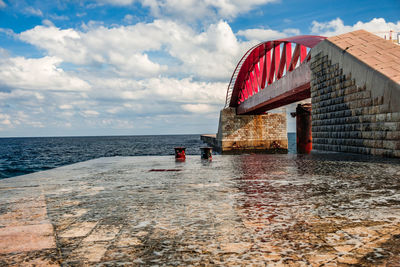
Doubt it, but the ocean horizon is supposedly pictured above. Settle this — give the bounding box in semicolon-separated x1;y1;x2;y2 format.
0;133;297;179
0;132;297;138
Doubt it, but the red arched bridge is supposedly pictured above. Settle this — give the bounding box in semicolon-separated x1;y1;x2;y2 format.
204;30;400;157
225;35;326;115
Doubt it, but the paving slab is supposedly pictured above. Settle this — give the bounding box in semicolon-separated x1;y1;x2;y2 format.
0;154;400;266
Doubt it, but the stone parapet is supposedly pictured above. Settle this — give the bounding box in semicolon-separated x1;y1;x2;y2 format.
310;30;400;157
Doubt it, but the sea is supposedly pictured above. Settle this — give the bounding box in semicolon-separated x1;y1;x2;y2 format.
0;133;297;179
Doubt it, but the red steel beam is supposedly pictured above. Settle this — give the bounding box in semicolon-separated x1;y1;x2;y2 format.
288;44;300;71
300;45;307;62
274;44;280;81
227;35;326;107
255;62;261;92
261;50;270;89
285;42;292;71
245;79;252;98
250;71;256;96
276;43;292;80
242;81;248;100
268;44;279;85
277;43;287;79
258;55;264;89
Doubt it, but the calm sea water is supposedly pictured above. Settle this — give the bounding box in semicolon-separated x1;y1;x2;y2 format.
0;133;296;179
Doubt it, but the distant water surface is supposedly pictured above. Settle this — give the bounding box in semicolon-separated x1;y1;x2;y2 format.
0;133;297;179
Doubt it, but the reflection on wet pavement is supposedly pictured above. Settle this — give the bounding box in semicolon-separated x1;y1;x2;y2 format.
1;154;400;266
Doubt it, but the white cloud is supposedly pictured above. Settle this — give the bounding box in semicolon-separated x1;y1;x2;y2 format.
0;114;11;126
0;73;226;133
99;118;134;129
110;52;168;77
19;25;86;64
0;55;91;91
59;104;73;110
82;110;99;117
165;20;243;79
141;0;214;21
0;0;6;8
311;18;400;38
0;17;307;135
94;0;277;21
25;6;43;17
123;14;134;24
19;22;168;77
42;19;54;27
26;121;45;128
1;119;11;125
237;28;300;41
0;28;16;38
87;75;226;105
1;13;309;135
0;109;46;131
0;76;224;134
106;107;123;114
140;0;278;21
181;104;218;113
147;77;226;104
34;92;44;100
97;0;135;5
18;20;247;80
50;14;69;20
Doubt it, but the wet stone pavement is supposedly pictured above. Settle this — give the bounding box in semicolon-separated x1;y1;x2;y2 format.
1;154;400;266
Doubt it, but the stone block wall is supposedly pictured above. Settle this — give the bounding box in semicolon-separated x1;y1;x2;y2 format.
310;52;400;157
215;107;288;153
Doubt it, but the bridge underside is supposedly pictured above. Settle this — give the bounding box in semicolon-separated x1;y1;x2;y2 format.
237;62;311;115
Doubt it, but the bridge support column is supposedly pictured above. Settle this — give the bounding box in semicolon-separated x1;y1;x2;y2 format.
201;107;288;153
296;104;312;154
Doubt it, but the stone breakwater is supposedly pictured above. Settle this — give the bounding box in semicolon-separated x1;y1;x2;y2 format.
1;155;400;265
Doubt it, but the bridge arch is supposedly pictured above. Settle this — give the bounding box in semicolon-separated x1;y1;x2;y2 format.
225;35;326;108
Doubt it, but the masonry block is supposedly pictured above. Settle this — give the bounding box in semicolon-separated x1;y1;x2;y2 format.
213;107;288;153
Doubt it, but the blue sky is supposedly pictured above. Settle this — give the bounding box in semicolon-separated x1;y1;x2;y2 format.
0;0;399;137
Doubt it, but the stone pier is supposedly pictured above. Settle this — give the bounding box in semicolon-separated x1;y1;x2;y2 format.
201;107;287;153
3;155;400;265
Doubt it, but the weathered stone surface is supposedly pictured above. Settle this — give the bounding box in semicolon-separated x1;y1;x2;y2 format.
0;224;55;254
204;107;288;153
2;155;400;266
310;30;400;157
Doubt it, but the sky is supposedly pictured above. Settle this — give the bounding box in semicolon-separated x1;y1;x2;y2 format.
0;0;399;137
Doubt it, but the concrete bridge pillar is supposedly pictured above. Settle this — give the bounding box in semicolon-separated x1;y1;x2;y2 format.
211;107;288;153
